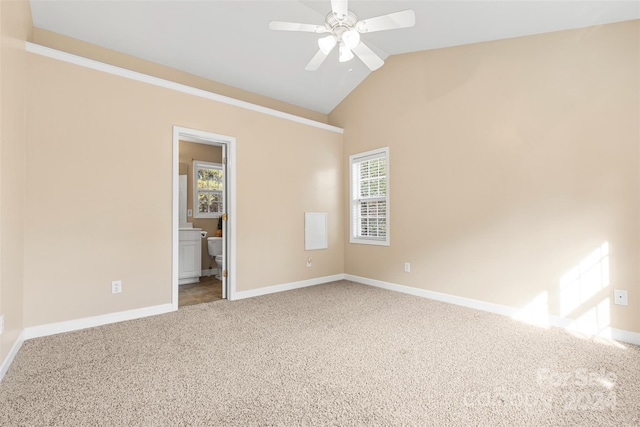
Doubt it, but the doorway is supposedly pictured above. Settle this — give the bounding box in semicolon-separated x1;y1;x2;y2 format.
172;126;236;310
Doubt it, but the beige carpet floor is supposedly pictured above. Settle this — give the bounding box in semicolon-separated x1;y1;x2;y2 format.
1;280;639;426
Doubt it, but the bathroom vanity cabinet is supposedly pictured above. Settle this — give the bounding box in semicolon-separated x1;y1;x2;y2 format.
178;228;202;285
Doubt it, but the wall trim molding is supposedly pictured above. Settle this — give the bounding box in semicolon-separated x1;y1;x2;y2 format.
24;42;343;135
200;269;217;277
0;331;25;383
23;304;175;340
20;274;345;341
232;274;346;300
4;274;638;383
609;328;640;346
345;274;517;316
345;274;640;347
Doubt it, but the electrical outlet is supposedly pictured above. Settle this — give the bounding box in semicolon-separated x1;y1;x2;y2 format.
0;314;4;335
614;289;628;306
112;280;122;294
307;257;312;267
187;209;193;217
404;262;411;273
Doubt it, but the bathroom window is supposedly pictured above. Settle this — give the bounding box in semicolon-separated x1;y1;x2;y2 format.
193;161;223;218
349;147;389;246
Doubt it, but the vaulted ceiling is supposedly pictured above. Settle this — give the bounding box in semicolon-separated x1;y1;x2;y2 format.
30;1;640;114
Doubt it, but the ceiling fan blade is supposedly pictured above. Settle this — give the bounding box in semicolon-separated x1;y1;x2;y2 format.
352;41;384;71
305;50;329;71
331;0;348;21
269;21;327;33
356;10;415;33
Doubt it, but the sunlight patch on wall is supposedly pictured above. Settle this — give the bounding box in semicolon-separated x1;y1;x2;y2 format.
568;297;611;337
512;291;550;327
512;242;625;348
559;242;609;317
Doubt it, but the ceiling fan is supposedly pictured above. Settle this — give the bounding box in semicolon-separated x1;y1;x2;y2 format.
269;0;415;71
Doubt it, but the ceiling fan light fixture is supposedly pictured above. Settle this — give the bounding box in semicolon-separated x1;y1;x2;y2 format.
318;35;337;55
339;44;354;62
270;2;416;72
342;29;360;49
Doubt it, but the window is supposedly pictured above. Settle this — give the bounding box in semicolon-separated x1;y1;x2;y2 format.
350;147;389;245
193;161;223;218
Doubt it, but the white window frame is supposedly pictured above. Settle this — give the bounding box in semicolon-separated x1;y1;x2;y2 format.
349;147;390;246
193;160;224;219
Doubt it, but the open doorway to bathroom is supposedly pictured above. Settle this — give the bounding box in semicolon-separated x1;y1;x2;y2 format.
172;126;236;310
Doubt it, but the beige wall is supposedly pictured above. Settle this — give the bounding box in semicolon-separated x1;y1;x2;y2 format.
31;28;328;124
7;12;638;342
330;21;640;334
179;140;223;270
0;0;31;364
24;53;343;327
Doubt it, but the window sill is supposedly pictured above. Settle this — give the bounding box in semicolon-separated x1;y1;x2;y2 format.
349;237;390;246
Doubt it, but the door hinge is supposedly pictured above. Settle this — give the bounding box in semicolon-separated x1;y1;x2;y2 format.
223;156;227;165
223;269;228;278
222;213;228;221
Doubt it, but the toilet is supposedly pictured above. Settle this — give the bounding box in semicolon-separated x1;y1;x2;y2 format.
206;237;223;279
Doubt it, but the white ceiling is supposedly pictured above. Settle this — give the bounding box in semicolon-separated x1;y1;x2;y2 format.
30;1;640;114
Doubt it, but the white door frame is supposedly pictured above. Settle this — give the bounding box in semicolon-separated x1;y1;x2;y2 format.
172;126;237;309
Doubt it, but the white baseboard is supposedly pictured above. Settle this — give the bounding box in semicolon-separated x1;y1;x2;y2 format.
345;274;640;347
0;331;25;383
345;274;518;317
20;273;344;343
23;303;175;340
201;268;216;277
609;328;640;346
232;274;346;300
5;275;637;386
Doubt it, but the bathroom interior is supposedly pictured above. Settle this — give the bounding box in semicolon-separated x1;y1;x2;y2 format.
178;139;225;307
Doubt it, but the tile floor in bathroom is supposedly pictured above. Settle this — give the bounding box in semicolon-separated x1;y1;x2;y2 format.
178;275;223;307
